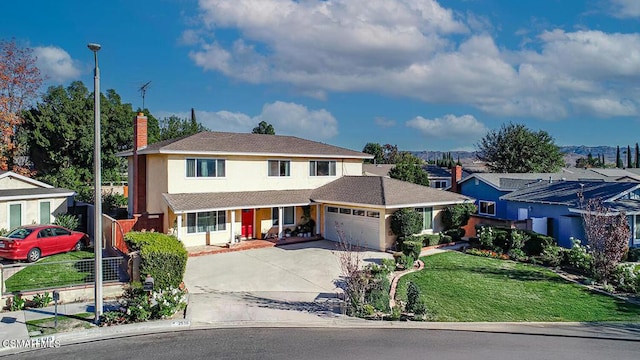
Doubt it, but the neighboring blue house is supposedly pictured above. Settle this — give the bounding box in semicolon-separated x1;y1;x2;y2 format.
457;169;632;221
501;180;640;249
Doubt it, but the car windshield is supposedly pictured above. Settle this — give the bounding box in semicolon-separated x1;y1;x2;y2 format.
5;228;33;240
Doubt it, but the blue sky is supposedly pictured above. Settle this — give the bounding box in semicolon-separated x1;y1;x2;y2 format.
2;0;639;152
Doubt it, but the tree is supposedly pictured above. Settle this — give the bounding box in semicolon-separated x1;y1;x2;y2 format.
575;152;602;168
383;144;401;164
21;81;135;191
441;203;477;231
388;153;429;186
627;145;632;168
616;146;622;168
252;120;275;135
158;113;207;141
579;196;630;283
475;122;564;173
362;142;384;164
636;143;639;168
0;39;43;175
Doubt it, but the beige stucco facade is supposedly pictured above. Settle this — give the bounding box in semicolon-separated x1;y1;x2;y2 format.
0;197;68;231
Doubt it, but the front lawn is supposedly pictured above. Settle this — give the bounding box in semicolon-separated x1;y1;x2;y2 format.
396;251;640;322
5;251;95;293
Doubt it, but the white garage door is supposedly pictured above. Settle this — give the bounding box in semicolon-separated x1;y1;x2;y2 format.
324;206;381;250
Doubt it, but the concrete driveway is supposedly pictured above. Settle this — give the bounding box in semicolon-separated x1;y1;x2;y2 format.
184;240;392;324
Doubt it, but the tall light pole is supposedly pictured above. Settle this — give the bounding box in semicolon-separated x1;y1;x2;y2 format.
88;42;103;324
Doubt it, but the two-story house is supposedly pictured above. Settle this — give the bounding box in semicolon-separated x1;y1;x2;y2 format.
119;114;473;250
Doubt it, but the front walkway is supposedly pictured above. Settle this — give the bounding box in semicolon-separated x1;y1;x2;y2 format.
186;235;324;257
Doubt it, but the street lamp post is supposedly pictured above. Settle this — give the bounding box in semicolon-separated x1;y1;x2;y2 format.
88;42;103;324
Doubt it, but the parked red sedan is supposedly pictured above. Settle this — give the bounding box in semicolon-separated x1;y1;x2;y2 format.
0;225;89;262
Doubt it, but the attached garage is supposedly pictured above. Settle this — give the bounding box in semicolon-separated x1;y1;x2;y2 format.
324;206;382;250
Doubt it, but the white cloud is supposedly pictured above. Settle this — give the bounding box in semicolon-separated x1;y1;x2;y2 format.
406;114;488;139
33;46;81;83
158;101;338;140
186;0;640;120
609;0;640;18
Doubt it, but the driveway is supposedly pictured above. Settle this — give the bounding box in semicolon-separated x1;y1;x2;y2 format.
184;240;392;324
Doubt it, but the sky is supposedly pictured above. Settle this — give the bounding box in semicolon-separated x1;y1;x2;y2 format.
2;0;639;152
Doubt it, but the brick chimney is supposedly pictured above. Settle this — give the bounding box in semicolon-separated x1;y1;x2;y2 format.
450;165;463;193
132;113;147;215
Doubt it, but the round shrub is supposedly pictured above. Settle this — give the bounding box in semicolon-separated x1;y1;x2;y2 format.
390;208;422;238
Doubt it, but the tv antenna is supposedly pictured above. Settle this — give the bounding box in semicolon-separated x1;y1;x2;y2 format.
139;81;152;109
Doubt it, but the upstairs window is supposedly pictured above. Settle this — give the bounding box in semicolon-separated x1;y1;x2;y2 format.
309;160;336;176
268;160;290;177
186;158;225;178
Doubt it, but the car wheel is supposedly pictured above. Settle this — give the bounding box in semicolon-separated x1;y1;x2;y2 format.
73;241;83;251
27;248;41;262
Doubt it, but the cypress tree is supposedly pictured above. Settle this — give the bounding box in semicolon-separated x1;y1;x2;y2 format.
628;145;633;168
635;143;639;168
616;146;622;168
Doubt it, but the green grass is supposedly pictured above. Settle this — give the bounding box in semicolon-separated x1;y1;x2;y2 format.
26;312;95;336
396;251;640;322
5;251;95;293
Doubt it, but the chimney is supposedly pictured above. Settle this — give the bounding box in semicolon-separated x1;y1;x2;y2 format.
132;113;148;215
451;165;463;193
134;112;148;151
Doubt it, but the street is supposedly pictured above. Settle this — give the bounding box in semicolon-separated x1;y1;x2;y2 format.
4;328;639;360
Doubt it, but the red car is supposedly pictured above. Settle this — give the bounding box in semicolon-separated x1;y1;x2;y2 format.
0;225;89;262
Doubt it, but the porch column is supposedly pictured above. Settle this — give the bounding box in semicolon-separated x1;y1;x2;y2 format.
278;206;283;239
176;214;182;240
230;210;236;243
315;204;321;235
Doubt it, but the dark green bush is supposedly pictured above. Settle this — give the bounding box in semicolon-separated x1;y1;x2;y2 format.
443;228;465;242
522;231;555;256
125;231;188;290
441;203;476;230
405;282;427;315
393;253;415;270
439;234;453;244
541;244;565;267
419;234;441;247
390;208;422;238
402;240;423;260
626;248;640;262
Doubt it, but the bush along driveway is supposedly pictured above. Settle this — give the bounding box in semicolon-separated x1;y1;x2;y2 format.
395;251;640;322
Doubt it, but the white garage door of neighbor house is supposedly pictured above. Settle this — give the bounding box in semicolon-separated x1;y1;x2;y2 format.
324;206;381;250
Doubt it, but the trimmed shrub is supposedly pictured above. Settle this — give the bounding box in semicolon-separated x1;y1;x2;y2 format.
394;253;414;270
405;282;427;315
443;228;465;242
420;234;441;247
402;240;423;260
125;231;188;290
566;238;593;273
390;208;422;238
522;231;555;256
441;203;476;230
365;275;391;313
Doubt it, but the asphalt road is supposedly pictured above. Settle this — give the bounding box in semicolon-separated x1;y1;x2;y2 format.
4;328;640;360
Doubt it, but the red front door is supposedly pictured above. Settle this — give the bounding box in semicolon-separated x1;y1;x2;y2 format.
241;209;254;238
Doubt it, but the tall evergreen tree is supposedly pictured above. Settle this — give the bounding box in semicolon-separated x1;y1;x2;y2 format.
627;145;632;168
616;146;622;168
635;143;639;168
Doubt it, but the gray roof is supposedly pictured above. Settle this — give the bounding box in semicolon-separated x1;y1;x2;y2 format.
122;132;371;159
460;169;625;191
500;181;640;207
363;164;470;179
163;189;314;213
310;176;473;208
0;187;75;200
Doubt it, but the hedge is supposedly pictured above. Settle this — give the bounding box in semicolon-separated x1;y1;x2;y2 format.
474;225;555;256
125;231;188;290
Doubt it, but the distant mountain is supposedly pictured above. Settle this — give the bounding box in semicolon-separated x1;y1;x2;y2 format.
411;146;625;168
